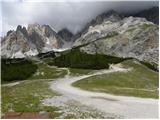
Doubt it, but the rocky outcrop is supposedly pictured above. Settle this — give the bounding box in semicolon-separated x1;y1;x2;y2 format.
72;10;123;42
58;28;73;42
57;28;74;48
1;24;65;58
73;16;159;65
1;8;159;62
1;25;38;58
27;23;63;53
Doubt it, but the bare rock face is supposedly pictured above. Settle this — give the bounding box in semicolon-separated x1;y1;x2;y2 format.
73;16;159;65
1;8;159;62
57;28;74;48
27;23;64;53
1;24;64;58
1;25;38;58
58;28;73;42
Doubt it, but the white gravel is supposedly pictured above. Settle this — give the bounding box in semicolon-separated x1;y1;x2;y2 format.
43;65;158;118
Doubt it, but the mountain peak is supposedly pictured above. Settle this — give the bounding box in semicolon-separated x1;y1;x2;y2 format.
126;6;159;24
6;30;13;36
1;23;66;58
42;24;51;28
58;28;73;41
16;25;22;31
102;9;120;16
93;10;123;25
27;23;41;32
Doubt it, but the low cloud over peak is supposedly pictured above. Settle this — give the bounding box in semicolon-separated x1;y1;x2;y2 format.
1;0;158;36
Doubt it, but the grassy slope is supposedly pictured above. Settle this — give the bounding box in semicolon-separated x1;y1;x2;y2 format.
1;58;67;84
1;73;105;119
73;60;159;98
28;62;67;80
1;80;63;118
69;68;94;76
2;58;99;118
43;57;94;76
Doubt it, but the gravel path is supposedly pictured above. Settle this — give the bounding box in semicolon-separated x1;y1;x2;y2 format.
43;65;159;119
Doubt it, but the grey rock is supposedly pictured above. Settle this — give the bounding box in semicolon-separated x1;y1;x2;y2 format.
1;23;65;58
73;16;159;65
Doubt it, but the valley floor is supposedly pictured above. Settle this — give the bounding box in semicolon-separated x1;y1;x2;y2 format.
42;64;158;118
1;60;159;118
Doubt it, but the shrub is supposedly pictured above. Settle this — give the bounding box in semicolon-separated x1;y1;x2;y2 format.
49;49;129;69
1;58;38;81
140;61;158;72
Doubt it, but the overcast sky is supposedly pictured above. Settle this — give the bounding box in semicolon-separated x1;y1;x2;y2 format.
0;0;159;36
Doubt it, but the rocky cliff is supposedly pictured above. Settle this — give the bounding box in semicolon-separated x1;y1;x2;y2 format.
1;24;65;58
73;14;159;65
1;8;159;64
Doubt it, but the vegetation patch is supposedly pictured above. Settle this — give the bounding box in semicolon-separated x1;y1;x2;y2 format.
49;49;130;69
1;58;38;82
104;31;119;38
97;31;119;40
69;68;94;76
1;79;108;119
140;23;155;29
1;80;62;118
1;58;67;83
37;51;56;59
72;32;119;50
73;60;159;98
28;62;67;80
140;61;158;72
126;28;136;33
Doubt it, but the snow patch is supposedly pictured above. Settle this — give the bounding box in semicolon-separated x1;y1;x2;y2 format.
11;51;25;58
24;49;38;56
52;48;70;52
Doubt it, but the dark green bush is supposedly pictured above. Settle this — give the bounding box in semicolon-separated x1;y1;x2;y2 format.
140;61;158;72
37;51;56;59
1;58;38;81
49;49;129;69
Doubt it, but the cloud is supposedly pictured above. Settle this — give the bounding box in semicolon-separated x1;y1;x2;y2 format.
1;0;158;36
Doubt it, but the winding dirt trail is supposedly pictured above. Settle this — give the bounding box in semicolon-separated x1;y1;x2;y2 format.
43;65;159;118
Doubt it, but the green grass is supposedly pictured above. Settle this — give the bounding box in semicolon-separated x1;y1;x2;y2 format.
1;58;67;83
1;80;106;119
125;23;157;33
95;31;119;41
102;31;119;38
140;23;155;29
41;57;55;64
140;61;158;72
1;80;63;118
69;68;94;76
73;60;159;98
28;62;67;80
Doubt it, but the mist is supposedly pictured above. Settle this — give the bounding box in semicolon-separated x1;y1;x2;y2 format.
1;0;159;36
